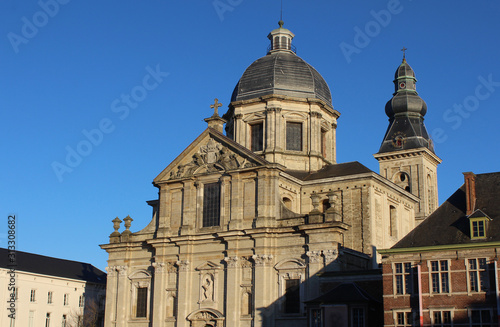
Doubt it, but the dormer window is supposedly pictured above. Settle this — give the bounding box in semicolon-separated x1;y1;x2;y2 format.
468;209;491;240
471;218;486;239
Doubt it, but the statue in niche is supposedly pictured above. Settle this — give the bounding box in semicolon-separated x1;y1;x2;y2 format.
201;274;214;301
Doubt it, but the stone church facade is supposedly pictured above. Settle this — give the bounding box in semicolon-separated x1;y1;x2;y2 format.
101;22;439;327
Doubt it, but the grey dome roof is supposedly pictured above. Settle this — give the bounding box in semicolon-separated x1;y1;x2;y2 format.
231;51;332;105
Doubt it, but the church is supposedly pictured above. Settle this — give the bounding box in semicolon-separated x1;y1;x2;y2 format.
100;21;440;327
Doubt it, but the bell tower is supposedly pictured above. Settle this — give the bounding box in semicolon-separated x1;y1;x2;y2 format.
374;55;441;222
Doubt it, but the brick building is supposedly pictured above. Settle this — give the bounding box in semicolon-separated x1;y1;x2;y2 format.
379;172;500;326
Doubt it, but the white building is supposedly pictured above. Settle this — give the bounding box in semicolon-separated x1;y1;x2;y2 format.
0;248;106;327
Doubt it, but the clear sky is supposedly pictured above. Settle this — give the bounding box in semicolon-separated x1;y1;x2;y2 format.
1;1;499;270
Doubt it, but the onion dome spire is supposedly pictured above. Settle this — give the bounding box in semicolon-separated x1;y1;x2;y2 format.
377;55;435;154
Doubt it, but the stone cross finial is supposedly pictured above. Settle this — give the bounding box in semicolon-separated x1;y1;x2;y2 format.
401;47;407;59
210;98;222;117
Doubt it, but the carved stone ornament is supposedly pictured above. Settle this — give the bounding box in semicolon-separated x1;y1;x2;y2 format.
306;251;323;264
152;262;165;273
176;260;190;272
224;256;239;268
323;249;338;264
116;266;128;276
169;138;257;180
252;254;273;266
105;266;117;276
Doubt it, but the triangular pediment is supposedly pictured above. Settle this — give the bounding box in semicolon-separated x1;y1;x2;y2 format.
196;261;221;271
154;128;269;183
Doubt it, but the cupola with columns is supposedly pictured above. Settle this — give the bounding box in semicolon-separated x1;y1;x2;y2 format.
223;21;340;172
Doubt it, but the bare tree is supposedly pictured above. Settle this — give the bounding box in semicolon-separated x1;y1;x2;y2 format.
68;298;102;327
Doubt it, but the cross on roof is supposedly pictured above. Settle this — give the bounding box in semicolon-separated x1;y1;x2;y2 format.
210;98;222;117
401;47;407;59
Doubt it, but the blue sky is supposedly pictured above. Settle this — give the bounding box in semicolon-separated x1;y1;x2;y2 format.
1;1;499;270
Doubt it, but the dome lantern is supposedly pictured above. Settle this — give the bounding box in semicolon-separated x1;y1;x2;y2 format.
267;20;296;54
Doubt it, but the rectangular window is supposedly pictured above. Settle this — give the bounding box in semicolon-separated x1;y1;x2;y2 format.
45;313;51;327
472;219;486;238
352;307;365;327
470;309;492;326
286;122;302;151
203;183;220;227
30;289;36;302
63;293;69;306
284;279;300;313
396;311;413;326
136;287;148;318
251;123;263;151
61;315;67;327
79;295;85;307
395;263;413;295
431;260;450;293
469;258;488;292
433;311;452;326
47;291;53;304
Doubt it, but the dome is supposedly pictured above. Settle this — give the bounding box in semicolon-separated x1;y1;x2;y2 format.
394;60;415;80
230;23;332;106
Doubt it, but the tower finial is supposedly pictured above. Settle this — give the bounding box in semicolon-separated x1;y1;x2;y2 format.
401;47;407;61
279;0;284;27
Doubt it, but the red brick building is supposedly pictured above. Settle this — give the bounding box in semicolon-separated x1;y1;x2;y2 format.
379;172;500;326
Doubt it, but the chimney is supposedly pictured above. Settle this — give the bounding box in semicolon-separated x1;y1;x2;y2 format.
463;172;477;216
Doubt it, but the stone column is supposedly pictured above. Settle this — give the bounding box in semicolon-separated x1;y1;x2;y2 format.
176;260;191;327
220;176;231;227
265;107;276;153
224;256;241;326
305;251;323;302
103;267;118;327
331;121;337;163
181;180;195;235
229;172;243;229
274;107;283;152
252;254;274;327
115;266;128;327
234;113;244;147
195;182;202;228
158;186;171;237
151;262;167;327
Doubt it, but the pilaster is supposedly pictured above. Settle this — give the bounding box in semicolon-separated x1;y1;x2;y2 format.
151;262;167;327
224;256;242;326
252;254;275;327
175;260;191;327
